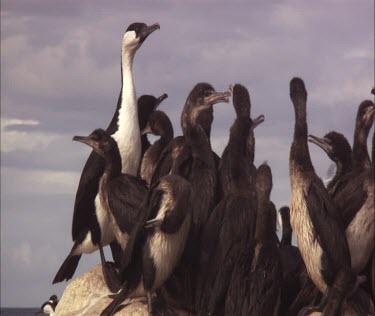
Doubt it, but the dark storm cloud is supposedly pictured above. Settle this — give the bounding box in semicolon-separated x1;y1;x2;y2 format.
1;0;374;307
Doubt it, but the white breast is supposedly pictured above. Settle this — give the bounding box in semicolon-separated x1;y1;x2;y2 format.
346;178;374;273
149;212;191;290
290;174;327;293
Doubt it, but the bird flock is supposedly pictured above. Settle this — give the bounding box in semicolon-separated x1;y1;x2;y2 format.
49;22;375;316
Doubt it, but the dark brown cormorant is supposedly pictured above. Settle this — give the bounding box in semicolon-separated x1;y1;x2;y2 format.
196;84;263;315
226;164;281;316
161;83;231;310
140;110;174;184
137;93;168;159
289;77;354;315
52;23;159;289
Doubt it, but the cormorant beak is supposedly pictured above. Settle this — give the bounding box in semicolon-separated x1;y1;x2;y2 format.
308;135;333;154
155;93;168;109
34;310;43;315
204;90;232;106
144;218;163;229
73;135;99;151
363;105;375;123
252;115;265;129
140;23;160;43
141;124;153;136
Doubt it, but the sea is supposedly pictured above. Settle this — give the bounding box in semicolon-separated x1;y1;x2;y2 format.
0;308;40;315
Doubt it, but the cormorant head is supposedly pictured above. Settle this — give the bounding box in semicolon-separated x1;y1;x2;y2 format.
256;163;273;201
73;129;118;161
279;206;290;224
232;83;251;118
122;22;160;54
356;100;375;131
308;131;352;164
290;77;307;111
138;93;168;130
141;110;173;138
182;83;231;134
49;295;58;304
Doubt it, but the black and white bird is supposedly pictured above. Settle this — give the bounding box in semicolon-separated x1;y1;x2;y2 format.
288;78;354;315
140;110;174;184
53;22;159;288
35;295;58;315
100;174;193;316
72;129;148;289
196;84;262;315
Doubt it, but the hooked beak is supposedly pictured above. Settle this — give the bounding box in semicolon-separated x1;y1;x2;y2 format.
140;23;160;43
155;93;168;109
308;135;333;154
73;135;99;151
141;124;153;135
204;89;232;106
252;115;265;129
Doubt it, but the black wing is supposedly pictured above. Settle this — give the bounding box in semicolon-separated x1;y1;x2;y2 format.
150;136;185;185
332;171;368;228
72;151;104;243
306;180;352;281
107;175;148;234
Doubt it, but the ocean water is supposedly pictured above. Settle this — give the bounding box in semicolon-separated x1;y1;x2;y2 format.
1;308;39;315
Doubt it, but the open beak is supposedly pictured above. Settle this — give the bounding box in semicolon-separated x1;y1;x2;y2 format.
308;135;332;154
252;115;265;129
155;93;168;109
204;89;232;106
141;124;153;135
73;135;98;151
140;23;160;43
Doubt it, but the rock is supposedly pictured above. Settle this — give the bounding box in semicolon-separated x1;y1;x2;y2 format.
54;265;191;316
55;264;149;316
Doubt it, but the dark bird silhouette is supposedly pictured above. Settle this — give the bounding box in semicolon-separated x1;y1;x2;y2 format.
140;110;174;184
160;83;231;310
226;164;281;316
288;77;354;315
195;84;262;315
53;22;160;288
138;93;168;159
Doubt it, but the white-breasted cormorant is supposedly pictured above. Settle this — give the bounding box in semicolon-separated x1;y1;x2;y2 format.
140;110;174;184
35;295;58;315
53;23;159;288
289;77;354;315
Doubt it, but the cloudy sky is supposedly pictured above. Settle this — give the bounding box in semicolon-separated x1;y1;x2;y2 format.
1;0;373;308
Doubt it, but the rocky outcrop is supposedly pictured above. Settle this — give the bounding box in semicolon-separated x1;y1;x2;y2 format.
55;264;149;316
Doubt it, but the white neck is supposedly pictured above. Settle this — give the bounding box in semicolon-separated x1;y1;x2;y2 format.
112;47;141;176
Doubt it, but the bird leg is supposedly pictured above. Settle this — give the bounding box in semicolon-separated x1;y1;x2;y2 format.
99;242;121;293
147;291;153;315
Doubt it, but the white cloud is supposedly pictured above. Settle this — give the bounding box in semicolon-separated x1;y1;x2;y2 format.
11;241;32;266
1;117;62;153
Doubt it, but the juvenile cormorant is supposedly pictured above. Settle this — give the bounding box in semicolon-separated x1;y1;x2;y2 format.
53;23;159;288
195;84;262;315
289;77;354;315
226;164;281;316
137;93;168;158
161;83;231;310
100;174;192;316
140;110;174;184
72;129;148;289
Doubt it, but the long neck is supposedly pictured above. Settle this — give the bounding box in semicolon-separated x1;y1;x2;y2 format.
327;155;352;192
353;122;371;171
281;220;292;246
185;121;213;166
104;151;122;181
291;104;314;171
112;48;141;176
